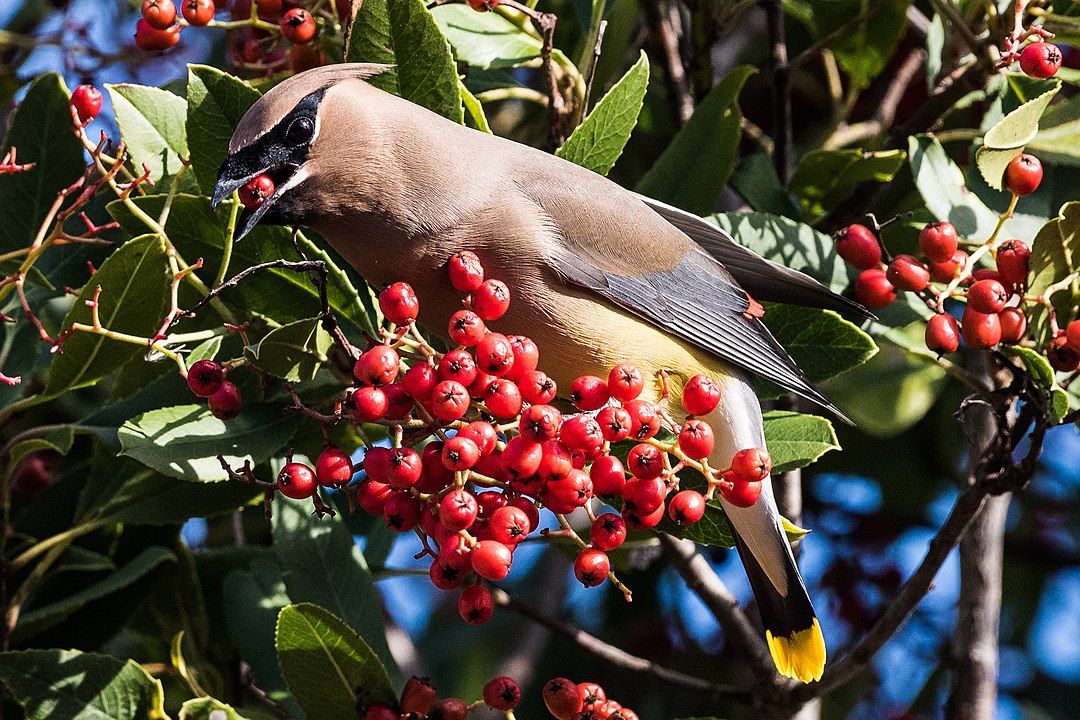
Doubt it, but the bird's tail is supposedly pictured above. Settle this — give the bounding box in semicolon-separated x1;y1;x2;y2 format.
701;370;826;683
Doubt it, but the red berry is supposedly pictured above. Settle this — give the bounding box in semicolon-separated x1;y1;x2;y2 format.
428;698;468;720
504;335;539;381
363;446;392;483
519;405;562;442
363;703;398;720
382;448;421;490
595;701;622;719
996;240;1030;290
280;7;316;43
578;683;606;711
134;17;180;50
542;469;592;513
471;539;512;580
919;222;959;264
401;677;437;717
442;436;481;471
972;268;1001;283
508;495;540;533
574;548;610;587
459;421;498;456
836;224;882;270
384;491;421;531
730;448;772;483
354;345;400;386
483;378;523;419
678;419;714;460
570;375;610;410
886;254;930;292
448;250;485;292
448;309;486;346
622;477;666;515
459;583;494;624
187;359;224;397
537;440;573;482
607;363;644;401
467;0;500;10
238;174;274;208
440;488;479;531
626;443;664;480
682;374;722;415
589;455;626;496
402;362;438;401
854;268;896;309
1004;153;1043;196
929;249;968;283
182;0;215;25
256;0;283;21
352;386;388;422
71;85;103;124
430;380;470;421
142;0;177;29
967;279;1009;314
208;381;242;420
438;349;478;386
9;454;55;499
379;282;419;325
1019;42;1062;79
596;406;632;442
998;307;1027;344
483;677;521;711
543;678;584;720
590;512;627;551
721;479;762;508
560;415;603;452
1066;319;1080;352
382;384;413;420
357;480;393;515
472;279;510;320
1048;335;1080;371
490;505;531;544
277;462;317;499
475;333;515;376
925;313;961;355
961;307;1002;348
316;447;353;486
623;502;666;529
501;436;543;479
624;399;660;440
669;489;706;525
519;370;557;404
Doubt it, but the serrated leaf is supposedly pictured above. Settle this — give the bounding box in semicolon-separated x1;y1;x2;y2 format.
761;304;877;388
556;51;649;176
108;84;190;188
0;74;85;255
1028;202;1080;344
276;603;397;719
459;81;492;134
430;4;542;69
273;501;400;687
789;149;905;221
976;81;1060;190
636;66;755;215
186;65;262;195
245;317;332;382
0;649;166;720
762;410;839;472
118;403;299;482
45;234;170;395
347;0;463;123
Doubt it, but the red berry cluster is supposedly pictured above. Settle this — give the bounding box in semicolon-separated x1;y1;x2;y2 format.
362;675;521;720
246;251;771;615
186;359;243;420
543;677;638;720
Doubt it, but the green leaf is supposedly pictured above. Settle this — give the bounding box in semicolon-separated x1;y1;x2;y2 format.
430;4;542;69
635;66;755;215
459;81;492;134
276;603;397;719
273;500;400;687
45;234;170;395
556;51;649;176
662;497;734;547
1029;94;1080;166
789;149;905;221
107;84;191;188
790;0;909;89
1028;202;1080;344
118;403;299;482
94;471;261;524
0;649;166;720
976;81;1060;189
347;0;464;123
761;304;878;389
730;153;801;217
761;410;839;472
5;426;75;477
13;546;175;641
1001;345;1057;390
781;517;811;542
180;698;256;720
186;65;262;195
245;317;332;382
0;74;86;254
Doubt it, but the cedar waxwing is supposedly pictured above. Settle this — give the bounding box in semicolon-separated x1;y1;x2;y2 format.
213;64;868;683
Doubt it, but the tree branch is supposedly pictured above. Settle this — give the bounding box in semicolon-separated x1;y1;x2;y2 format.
762;0;793;182
644;0;694;126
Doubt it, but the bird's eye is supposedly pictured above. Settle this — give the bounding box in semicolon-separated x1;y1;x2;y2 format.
285;116;314;146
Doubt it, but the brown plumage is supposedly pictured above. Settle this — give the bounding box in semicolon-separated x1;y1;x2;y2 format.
214;64;850;682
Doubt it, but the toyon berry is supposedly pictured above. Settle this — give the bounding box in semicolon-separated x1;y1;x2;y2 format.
1066;319;1080;352
608;362;644;401
428;698;468;720
441;436;481;471
355;345;400;386
1004;153;1043;196
448;309;486;346
475;332;515;376
836;224;882;270
448;250;485;292
10;453;55;500
574;549;610;587
379;282;419;325
589;454;626;496
678;419;714;460
668;489;707;525
489;505;531;545
256;0;283;21
622;477;666;515
886;254;930;293
280;8;317;43
459;583;494;624
208;380;242;420
134;18;180;51
1046;334;1080;372
363;703;398;720
919;221;958;264
438;348;478;385
315;446;353;486
430;380;470;421
483;676;521;711
626;443;664;480
996;240;1030;290
721;478;763;508
961;306;1002;349
590;512;627;551
467;0;501;11
682;374;722;415
402;362;438;401
181;0;215;26
277;462;317;500
967;279;1009;314
1019;41;1062;79
141;0;177;30
471;539;513;580
384;492;422;531
578;682;606;711
998;307;1027;344
544;678;584;720
352;386;389;422
386;447;422;489
730;447;772;483
929;249;968;283
71;84;103;124
570;374;610;410
560;415;604;452
400;677;437;716
472;279;510;320
186;359;224;397
238;174;275;208
624;399;660;439
853;268;896;309
925;313;961;355
504;334;538;381
519;369;557;404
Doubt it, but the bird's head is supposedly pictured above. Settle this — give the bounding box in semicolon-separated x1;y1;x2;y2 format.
212;63;391;240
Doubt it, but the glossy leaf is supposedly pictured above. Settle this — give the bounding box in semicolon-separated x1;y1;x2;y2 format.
730;153;801;217
761;304;878;389
107;84;190;188
431;4;542;69
245;317;332;382
760;410;840;473
1028;202;1080;344
186;65;262;195
789;149;905;220
94;471;260;524
977;81;1060;189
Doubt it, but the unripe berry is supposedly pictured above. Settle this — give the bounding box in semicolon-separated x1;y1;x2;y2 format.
669;489;706;525
280;8;316;43
182;0;215;25
929;249;968;283
1004;153;1043;196
589;455;626;496
1019;42;1062;79
886;254;930;292
379;282;419;325
682;374;722;415
853;268;896;309
574;548;610;587
472;279;510;320
721;479;762;508
277;462;317;500
836;224;882;270
1047;334;1080;372
239;174;275;208
967;279;1009;314
590;512;627;550
925;313;961;355
71;85;103;124
961;307;1002;348
730;447;772;483
208;381;242;420
459;583;494;624
351;386;389;422
996;240;1030;290
315;447;353;486
142;0;177;30
544;678;584;720
678;419;714;459
187;359;224;397
134;18;180;51
471;539;513;580
998;307;1027;344
400;677;437;716
919;222;958;264
448;250;485;292
483;676;521;711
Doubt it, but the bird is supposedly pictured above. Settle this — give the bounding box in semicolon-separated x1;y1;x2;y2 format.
213;63;868;683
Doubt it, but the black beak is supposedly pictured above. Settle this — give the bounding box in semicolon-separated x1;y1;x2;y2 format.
212;154;297;242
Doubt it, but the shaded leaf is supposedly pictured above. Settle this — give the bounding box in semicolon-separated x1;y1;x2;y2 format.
108;84;190;188
789;149;905;220
245;317;332;382
730;153;801;217
431;4;542;69
761;304;877;389
1028;202;1080;344
186;66;262;195
1029;93;1080;166
95;471;260;524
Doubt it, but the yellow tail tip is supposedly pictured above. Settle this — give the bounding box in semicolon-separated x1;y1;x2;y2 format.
765;619;826;683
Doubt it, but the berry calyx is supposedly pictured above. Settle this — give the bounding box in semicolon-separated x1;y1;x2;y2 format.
590;512;627;551
239;174;275;208
187;359;224;397
208;381;242;420
919;222;958;264
315;447;353;486
141;0;177;30
925;313;961;355
459;583;494;624
483;676;521;711
836;224;882;270
854;268;896;309
280;8;317;44
277;462;317;499
1019;41;1062;79
574;549;610;587
1004;153;1043;196
71;85;103;124
886;254;930;292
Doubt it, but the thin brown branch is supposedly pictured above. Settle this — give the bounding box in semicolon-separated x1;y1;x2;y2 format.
644;0;694;126
762;0;792;183
825;48;926;149
791;0;893;69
